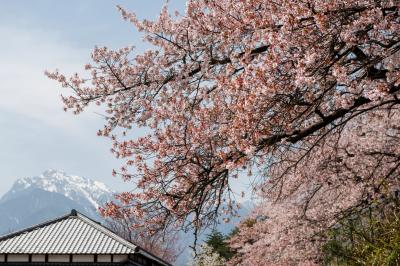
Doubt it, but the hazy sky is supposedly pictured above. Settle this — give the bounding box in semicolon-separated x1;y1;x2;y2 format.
0;0;187;196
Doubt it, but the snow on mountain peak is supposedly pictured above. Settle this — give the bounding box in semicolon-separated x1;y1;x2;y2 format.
10;169;114;209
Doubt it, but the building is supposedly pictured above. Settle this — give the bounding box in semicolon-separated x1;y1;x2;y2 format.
0;210;171;266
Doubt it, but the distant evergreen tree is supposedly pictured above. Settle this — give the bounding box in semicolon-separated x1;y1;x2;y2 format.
205;229;237;260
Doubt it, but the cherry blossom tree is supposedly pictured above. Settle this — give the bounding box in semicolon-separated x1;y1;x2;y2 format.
229;109;400;265
188;244;226;266
105;209;181;263
46;0;400;263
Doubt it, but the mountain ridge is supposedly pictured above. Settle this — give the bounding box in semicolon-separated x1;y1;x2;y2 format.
0;169;114;235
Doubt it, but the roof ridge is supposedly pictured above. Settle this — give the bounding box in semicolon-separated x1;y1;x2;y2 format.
74;211;137;251
0;212;72;241
74;212;172;265
0;210;137;252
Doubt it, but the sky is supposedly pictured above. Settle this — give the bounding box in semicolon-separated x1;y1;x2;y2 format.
0;0;187;196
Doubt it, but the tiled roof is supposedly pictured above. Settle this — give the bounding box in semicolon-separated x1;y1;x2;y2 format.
0;210;136;255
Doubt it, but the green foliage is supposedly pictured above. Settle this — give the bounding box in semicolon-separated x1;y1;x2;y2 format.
323;199;400;266
205;229;237;260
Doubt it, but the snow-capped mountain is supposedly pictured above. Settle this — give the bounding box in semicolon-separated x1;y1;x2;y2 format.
0;169;115;235
2;169;113;209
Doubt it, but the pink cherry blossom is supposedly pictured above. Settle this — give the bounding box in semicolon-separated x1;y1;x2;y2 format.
47;0;400;263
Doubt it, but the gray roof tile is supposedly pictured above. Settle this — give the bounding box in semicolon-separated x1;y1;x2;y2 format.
0;211;136;255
